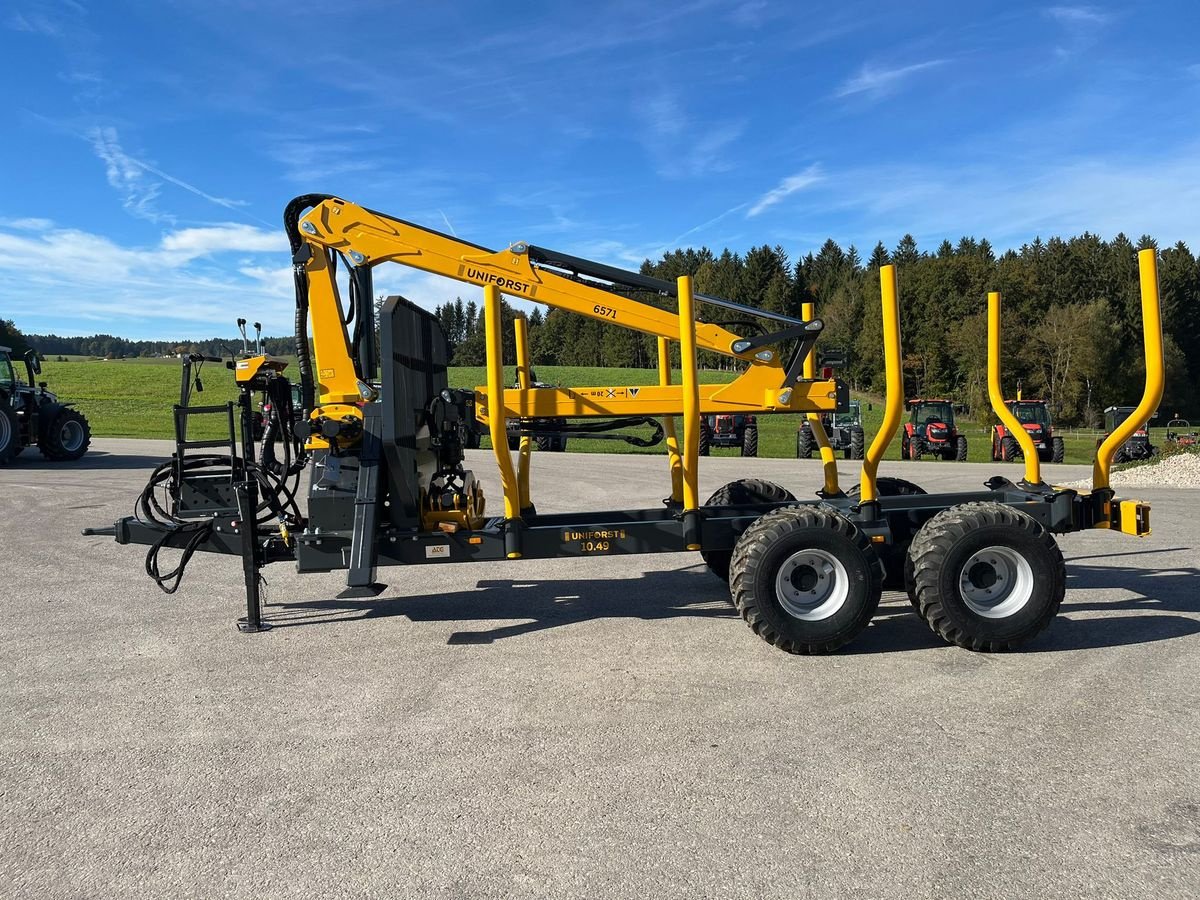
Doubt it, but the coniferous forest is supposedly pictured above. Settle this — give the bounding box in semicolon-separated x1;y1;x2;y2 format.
433;232;1200;425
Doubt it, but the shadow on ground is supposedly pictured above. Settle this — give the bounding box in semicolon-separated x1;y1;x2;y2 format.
4;451;164;471
263;555;1200;654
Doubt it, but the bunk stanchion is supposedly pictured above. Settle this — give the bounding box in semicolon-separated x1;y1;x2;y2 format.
859;264;904;509
1093;248;1165;493
987;291;1042;486
513;313;534;515
483;284;523;557
677;275;702;549
802;300;841;496
657;336;684;505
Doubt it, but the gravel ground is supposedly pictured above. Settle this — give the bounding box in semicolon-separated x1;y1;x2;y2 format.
1063;451;1200;489
3;440;1200;899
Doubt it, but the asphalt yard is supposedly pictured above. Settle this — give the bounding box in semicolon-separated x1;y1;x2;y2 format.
3;440;1199;898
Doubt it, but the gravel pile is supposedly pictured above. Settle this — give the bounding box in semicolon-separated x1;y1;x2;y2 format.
1062;451;1200;490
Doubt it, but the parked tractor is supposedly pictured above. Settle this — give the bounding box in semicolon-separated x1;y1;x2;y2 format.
991;399;1065;463
0;346;91;464
700;413;757;457
1101;406;1156;463
797;400;865;459
901;399;967;461
1164;417;1198;449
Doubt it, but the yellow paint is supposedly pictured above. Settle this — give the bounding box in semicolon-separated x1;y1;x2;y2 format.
1094;249;1165;490
859;265;903;503
988;291;1041;484
513;314;533;512
677;275;701;512
483;285;521;520
657;336;684;504
802;300;840;495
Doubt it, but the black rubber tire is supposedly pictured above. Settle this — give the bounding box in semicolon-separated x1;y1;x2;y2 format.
554;436;568;452
729;506;883;654
796;424;813;459
1000;435;1019;461
535;434;553;452
700;479;796;582
910;437;923;461
1113;446;1128;464
1051;436;1065;463
908;501;1065;651
955;435;968;461
900;435;910;460
0;404;21;465
741;425;759;458
698;419;711;456
850;427;865;460
846;477;928;596
39;407;91;461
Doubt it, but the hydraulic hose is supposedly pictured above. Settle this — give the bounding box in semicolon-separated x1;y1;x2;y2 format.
284;193;335;415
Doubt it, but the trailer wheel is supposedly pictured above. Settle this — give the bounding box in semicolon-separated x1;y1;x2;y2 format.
730;506;882;654
999;435;1019;461
741;425;758;458
796;424;813;459
0;405;22;465
955;435;968;461
908;501;1064;651
39;408;91;461
850;427;865;460
698;419;711;456
701;479;796;582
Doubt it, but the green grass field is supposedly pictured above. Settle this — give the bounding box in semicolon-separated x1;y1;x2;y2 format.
39;358;1117;465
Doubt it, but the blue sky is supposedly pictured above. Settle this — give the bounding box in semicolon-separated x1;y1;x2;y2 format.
1;0;1198;340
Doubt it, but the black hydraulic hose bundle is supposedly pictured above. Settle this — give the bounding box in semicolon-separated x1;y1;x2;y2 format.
284;193;334;418
137;455;303;594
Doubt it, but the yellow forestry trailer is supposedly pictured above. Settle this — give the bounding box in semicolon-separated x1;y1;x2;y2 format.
86;195;1162;654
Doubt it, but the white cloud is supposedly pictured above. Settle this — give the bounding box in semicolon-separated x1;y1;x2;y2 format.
1045;5;1112;26
0;217;54;231
747;165;823;217
835;59;945;99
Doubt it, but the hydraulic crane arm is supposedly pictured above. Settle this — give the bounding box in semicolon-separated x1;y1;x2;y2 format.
285;195;842;429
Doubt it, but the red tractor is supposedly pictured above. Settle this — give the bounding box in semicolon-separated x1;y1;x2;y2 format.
901;399;967;461
700;414;758;457
991;399;1065;463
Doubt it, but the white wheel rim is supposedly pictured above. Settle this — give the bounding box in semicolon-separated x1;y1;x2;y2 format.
775;548;849;621
60;420;84;452
958;545;1034;618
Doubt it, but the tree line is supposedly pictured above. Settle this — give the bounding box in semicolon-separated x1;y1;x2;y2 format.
12;327;295;361
434;232;1200;424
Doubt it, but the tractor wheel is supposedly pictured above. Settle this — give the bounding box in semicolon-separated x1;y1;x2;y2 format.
729;506;882;654
1000;435;1019;461
849;427;865;460
535;434;553;452
900;435;909;460
846;477;928;595
701;479;796;582
909;437;924;461
698;419;711;456
955;435;968;461
39;408;91;461
908;502;1065;651
1051;437;1065;463
741;425;759;458
0;405;22;465
1113;446;1128;464
796;424;813;459
554;436;568;452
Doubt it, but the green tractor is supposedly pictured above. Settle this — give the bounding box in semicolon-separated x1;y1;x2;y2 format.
0;346;91;464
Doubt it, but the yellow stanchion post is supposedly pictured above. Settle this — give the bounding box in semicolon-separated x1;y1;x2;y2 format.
657;336;684;504
802;301;841;495
860;265;904;504
1094;249;1164;491
677;275;702;549
987;291;1041;485
483;285;522;557
513;314;533;514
